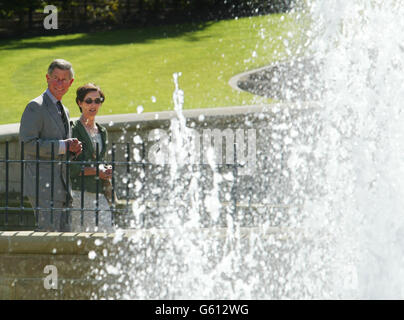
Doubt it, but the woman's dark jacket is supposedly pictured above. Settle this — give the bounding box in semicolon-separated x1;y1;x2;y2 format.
70;119;108;194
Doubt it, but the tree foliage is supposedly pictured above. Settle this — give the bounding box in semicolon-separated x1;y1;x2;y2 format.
0;0;294;37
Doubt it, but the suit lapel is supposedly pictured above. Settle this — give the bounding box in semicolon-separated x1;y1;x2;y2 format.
64;105;72;138
43;93;67;138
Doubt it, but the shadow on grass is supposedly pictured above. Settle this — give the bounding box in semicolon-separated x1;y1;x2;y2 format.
0;21;215;50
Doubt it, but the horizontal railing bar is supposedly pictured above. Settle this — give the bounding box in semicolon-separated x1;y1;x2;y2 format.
0;159;245;167
0;158;245;165
0;206;123;213
0;159;111;164
1;202;296;212
140;201;297;209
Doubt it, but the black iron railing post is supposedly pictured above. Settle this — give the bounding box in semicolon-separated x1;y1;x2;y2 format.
19;141;24;226
5;141;9;226
81;164;85;227
65;141;70;227
199;138;206;226
51;142;55;226
111;143;116;226
126;143;130;214
232;142;238;221
35;140;40;228
95;143;100;227
141;141;146;227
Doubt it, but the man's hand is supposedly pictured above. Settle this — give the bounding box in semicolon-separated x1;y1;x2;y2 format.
65;138;82;156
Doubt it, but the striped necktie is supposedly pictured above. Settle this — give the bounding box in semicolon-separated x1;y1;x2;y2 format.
56;101;68;138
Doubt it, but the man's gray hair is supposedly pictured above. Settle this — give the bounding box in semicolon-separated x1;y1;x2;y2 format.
47;59;74;79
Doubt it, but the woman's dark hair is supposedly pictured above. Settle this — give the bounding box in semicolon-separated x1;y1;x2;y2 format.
76;83;105;113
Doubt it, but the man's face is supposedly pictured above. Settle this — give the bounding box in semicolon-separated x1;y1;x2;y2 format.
46;68;74;101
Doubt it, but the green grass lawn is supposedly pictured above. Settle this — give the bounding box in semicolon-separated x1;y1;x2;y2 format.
0;13;306;125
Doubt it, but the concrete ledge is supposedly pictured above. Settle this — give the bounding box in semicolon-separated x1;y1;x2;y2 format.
0;231;116;254
0;227;289;255
0;104;306;142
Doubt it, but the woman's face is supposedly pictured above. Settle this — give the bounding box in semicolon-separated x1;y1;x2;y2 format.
79;90;103;118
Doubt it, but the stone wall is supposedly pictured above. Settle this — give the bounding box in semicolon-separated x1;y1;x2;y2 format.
0;227;286;300
0;231;116;299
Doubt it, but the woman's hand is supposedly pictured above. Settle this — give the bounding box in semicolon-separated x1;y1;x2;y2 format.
99;164;112;180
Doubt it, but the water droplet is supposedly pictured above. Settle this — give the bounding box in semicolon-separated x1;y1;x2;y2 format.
133;148;141;162
133;135;142;144
290;129;299;138
223;172;234;181
135;180;142;192
106;265;119;275
88;250;97;260
284;136;293;145
113;229;124;244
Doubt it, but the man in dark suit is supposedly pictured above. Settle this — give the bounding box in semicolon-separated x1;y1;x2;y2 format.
19;59;82;232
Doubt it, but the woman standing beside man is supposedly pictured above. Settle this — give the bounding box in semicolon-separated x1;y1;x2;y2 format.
70;83;115;232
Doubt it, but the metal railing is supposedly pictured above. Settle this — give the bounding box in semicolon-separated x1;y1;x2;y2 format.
0;140;243;230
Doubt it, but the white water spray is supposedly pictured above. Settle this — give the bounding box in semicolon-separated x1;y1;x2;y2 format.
296;0;404;298
92;0;404;299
